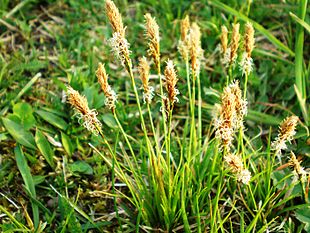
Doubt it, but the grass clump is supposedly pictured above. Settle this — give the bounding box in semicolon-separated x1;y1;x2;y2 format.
0;0;309;232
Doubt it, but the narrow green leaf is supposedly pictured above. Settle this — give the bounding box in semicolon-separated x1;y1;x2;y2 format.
247;110;281;125
2;117;36;149
14;144;39;229
294;0;308;124
290;12;310;33
36;110;68;130
61;132;74;156
208;0;295;56
35;129;55;168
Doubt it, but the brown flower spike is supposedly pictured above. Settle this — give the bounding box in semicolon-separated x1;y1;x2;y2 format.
230;23;240;65
244;22;255;59
96;63;117;111
105;0;125;37
67;86;102;135
138;57;154;104
189;23;203;76
214;81;247;151
145;13;160;67
224;153;251;185
289;152;308;182
272;116;299;153
164;60;179;108
178;16;191;61
220;25;228;54
105;0;131;67
240;22;255;75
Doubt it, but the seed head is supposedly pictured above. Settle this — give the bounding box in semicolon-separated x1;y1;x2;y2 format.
138;57;154;104
109;32;131;67
180;15;190;41
164;60;179;107
96;63;117;111
214;80;247;151
271;116;299;153
189;23;203;76
67;86;102;135
178;16;191;61
289;152;308;182
230;80;247;130
105;0;125;37
220;25;228;54
144;13;160;67
239;22;255;76
244;22;255;58
224;153;251;185
230;23;240;65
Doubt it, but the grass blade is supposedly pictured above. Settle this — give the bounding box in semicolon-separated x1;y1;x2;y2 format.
294;0;308;124
35;129;55;169
208;0;295;56
14;144;39;229
290;12;310;33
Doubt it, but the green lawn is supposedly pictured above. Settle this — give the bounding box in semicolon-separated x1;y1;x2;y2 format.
0;0;309;232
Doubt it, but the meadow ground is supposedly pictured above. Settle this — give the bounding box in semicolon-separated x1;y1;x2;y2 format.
0;0;309;232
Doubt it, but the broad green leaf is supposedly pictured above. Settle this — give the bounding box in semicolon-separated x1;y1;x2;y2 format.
13;102;36;130
68;161;93;175
36;110;68;130
14;145;39;228
295;207;310;232
2;117;36;150
61;132;74;156
35;129;55;168
102;114;118;129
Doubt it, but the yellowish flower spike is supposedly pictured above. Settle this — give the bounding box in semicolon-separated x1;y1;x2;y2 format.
96;63;118;111
67;86;102;135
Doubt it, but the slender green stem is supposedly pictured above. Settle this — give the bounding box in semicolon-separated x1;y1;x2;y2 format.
185;59;193;159
244;72;249;99
197;71;202;144
190;72;197;157
147;103;160;155
157;62;169;153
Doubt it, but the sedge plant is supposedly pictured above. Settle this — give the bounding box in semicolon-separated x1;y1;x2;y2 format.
64;1;309;232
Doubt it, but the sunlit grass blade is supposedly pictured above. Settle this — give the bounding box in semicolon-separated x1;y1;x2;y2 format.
290;12;310;33
208;0;295;56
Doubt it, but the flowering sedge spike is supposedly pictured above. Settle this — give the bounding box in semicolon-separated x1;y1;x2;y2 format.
178;16;190;61
213;84;237;151
240;22;255;75
189;23;203;76
220;25;230;66
144;13;160;67
271;116;299;154
289;152;308;182
220;25;228;54
138;57;154;104
230;80;247;130
96;63;117;111
164;60;179;108
105;0;131;67
229;23;240;66
67;86;102;135
224;153;251;185
105;0;125;37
